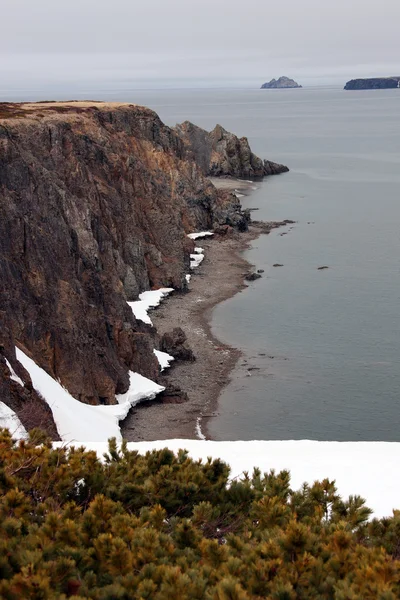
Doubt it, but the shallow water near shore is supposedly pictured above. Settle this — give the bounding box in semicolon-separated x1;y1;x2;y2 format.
206;89;400;441
124;86;400;441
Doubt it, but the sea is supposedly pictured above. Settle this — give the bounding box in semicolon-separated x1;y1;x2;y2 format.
3;85;400;441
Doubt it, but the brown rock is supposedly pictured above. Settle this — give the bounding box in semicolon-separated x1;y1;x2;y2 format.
160;328;195;362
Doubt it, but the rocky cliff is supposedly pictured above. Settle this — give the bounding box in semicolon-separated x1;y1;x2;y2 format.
0;101;287;436
174;121;288;178
344;77;400;90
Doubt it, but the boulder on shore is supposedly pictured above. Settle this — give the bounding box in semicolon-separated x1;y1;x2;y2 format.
160;328;196;362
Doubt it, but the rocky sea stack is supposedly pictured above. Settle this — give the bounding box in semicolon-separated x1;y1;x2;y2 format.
0;101;288;436
261;76;302;89
344;77;400;90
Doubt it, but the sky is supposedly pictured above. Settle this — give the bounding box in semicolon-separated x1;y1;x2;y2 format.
1;0;400;92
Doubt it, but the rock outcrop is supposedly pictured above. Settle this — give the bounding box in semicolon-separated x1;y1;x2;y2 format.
0;101;287;434
160;327;195;362
174;121;289;179
261;77;302;89
344;77;400;90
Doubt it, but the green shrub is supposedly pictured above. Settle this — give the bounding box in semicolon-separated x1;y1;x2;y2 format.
0;428;399;599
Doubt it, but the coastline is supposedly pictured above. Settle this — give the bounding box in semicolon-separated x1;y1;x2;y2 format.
122;181;291;442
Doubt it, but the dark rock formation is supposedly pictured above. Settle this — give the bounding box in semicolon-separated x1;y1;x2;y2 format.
0;101;287;432
244;272;262;281
252;219;296;234
317;266;329;270
174;121;289;179
160;328;195;362
344;77;400;90
261;77;302;89
273;264;284;267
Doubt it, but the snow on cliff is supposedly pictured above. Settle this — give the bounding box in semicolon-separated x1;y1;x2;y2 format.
16;348;164;443
5;358;24;386
128;288;174;326
154;349;174;371
0;402;28;439
188;231;214;240
56;439;400;519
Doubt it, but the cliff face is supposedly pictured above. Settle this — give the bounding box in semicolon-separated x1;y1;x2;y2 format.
0;101;286;433
174;121;289;179
344;77;400;90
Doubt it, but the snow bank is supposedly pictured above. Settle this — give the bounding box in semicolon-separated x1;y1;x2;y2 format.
128;288;174;326
5;358;24;386
16;349;164;443
57;439;400;518
190;253;204;269
188;231;214;240
154;349;174;371
0;402;28;439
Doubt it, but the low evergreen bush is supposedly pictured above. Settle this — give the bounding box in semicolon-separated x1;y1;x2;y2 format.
0;428;399;599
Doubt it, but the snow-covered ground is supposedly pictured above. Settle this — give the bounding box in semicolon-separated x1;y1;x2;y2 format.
16;349;164;443
128;288;174;326
0;401;28;439
56;439;400;518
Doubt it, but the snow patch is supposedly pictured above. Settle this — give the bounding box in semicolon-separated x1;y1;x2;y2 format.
5;358;24;387
16;348;164;443
195;418;206;440
187;231;214;240
56;439;400;519
154;349;174;372
128;288;174;326
190;253;204;269
0;401;28;439
185;274;191;283
194;247;204;253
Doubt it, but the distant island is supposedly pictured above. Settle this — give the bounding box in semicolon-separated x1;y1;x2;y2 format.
261;76;302;89
344;77;400;90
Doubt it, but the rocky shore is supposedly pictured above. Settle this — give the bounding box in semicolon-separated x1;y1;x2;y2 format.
122;198;293;441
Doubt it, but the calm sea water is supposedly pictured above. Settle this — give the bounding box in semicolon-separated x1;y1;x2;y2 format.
4;85;400;441
142;87;400;442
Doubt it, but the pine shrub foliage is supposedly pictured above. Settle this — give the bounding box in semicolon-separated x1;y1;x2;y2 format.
0;428;400;599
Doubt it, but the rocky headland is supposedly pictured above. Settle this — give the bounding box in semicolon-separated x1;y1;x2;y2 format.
261;77;302;89
0;101;288;439
344;77;400;90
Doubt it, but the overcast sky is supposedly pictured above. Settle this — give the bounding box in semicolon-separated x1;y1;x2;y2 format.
2;0;400;91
